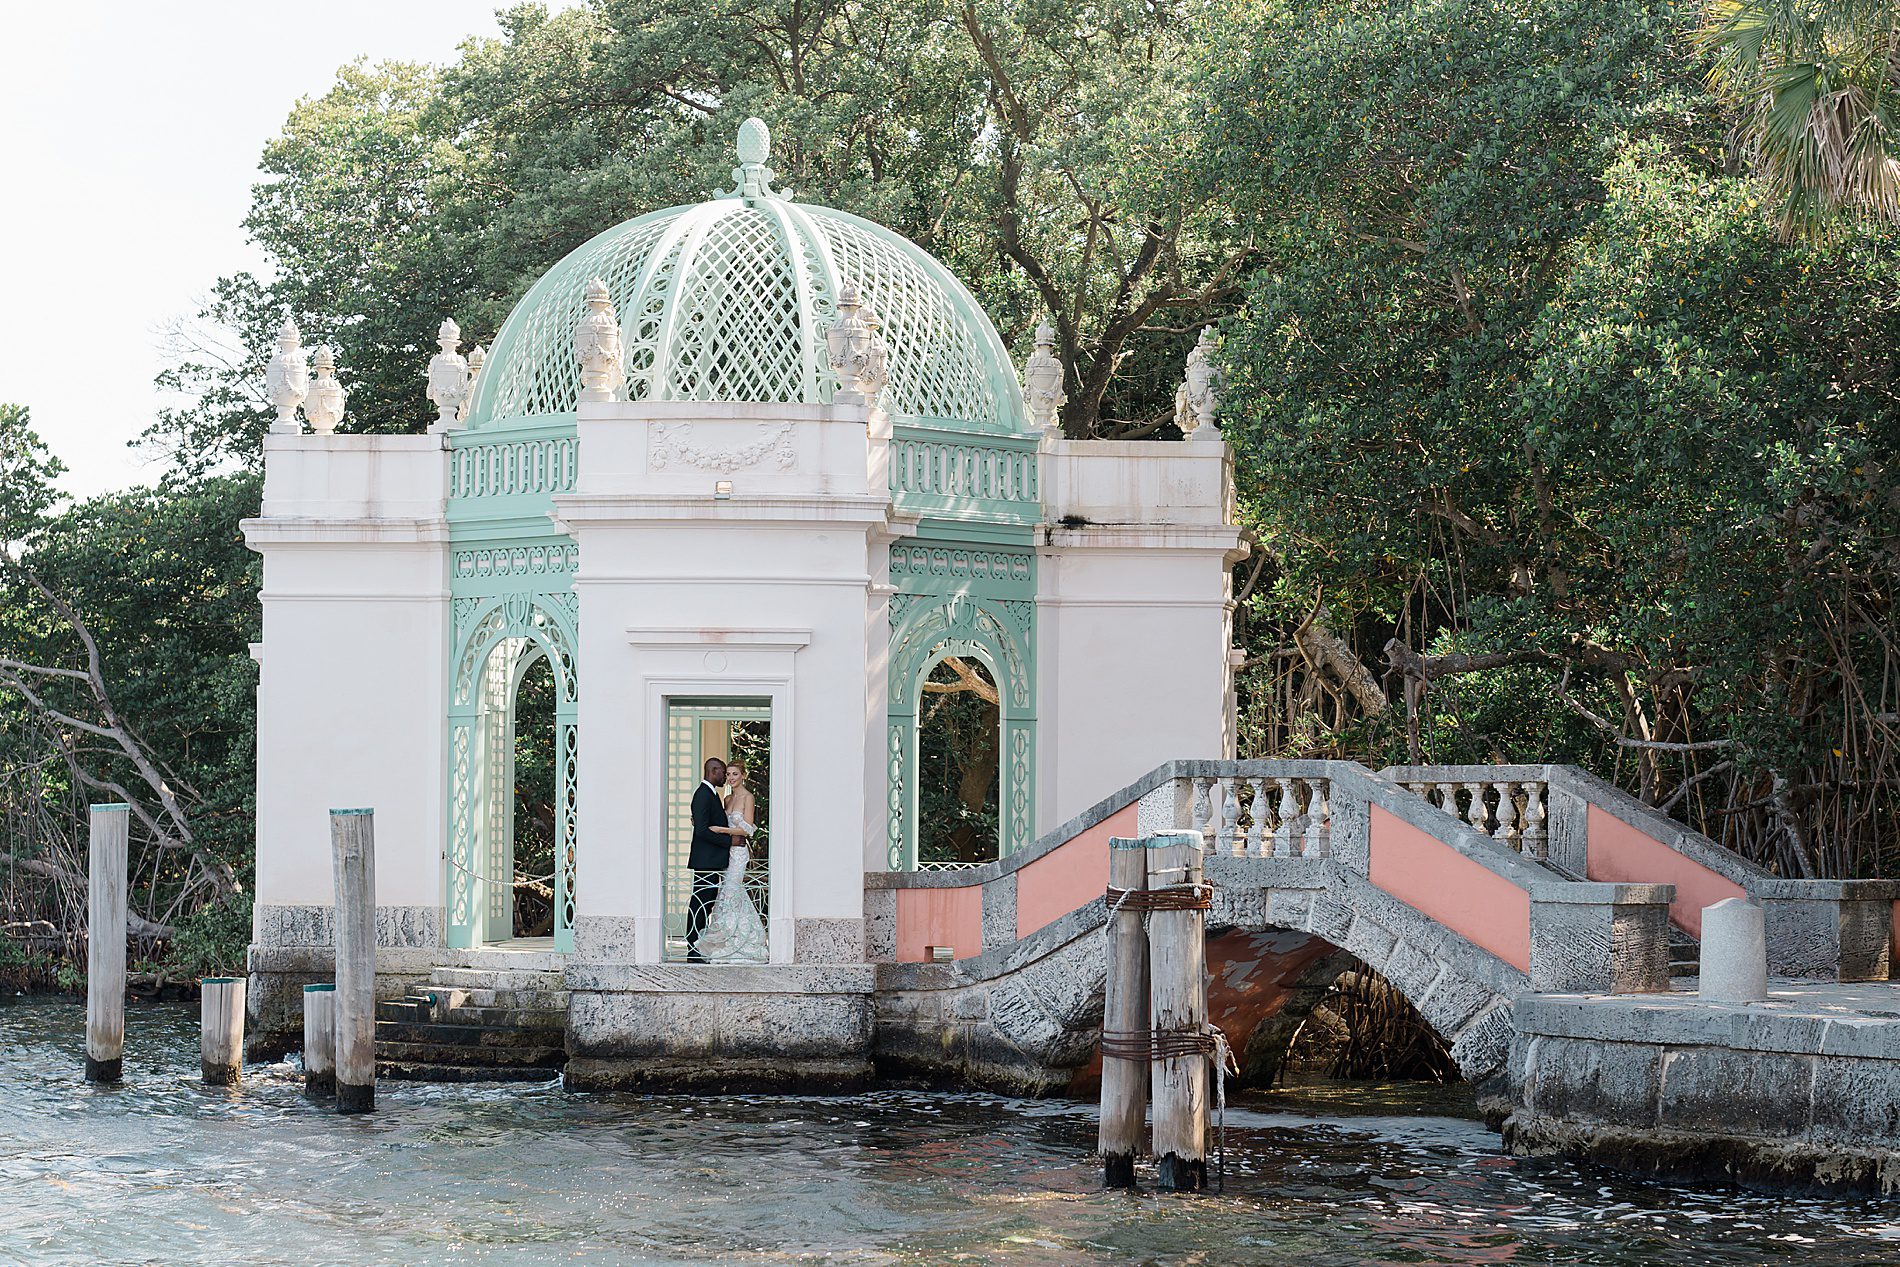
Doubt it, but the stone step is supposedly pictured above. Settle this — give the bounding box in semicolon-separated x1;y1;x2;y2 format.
376;1038;567;1067
437;1005;567;1029
378;1061;565;1084
430;966;566;991
1667;928;1700;977
377;998;434;1023
436;947;568;974
375;1020;566;1049
459;987;570;1011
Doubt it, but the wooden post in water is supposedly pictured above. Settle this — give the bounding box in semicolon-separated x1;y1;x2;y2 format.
200;977;245;1085
84;803;129;1083
302;983;337;1097
330;808;377;1114
1147;830;1210;1192
1098;835;1150;1188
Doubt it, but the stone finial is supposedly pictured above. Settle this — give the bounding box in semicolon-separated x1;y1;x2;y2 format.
458;344;485;423
265;314;309;435
826;281;889;404
717;116;790;203
573;279;624;403
1177;326;1222;442
427;318;470;433
1022;321;1065;435
305;345;346;435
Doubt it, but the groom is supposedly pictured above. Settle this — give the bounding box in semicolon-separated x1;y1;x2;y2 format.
685;756;729;963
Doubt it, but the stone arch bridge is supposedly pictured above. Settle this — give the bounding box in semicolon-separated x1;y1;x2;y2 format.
868;760;1900;1190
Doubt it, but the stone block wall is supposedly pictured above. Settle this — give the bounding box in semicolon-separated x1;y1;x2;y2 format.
1506;991;1900;1193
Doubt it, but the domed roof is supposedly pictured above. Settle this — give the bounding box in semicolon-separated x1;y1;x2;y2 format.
463;119;1026;434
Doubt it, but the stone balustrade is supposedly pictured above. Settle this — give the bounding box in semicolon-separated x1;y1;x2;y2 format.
1382;765;1551;861
1185;770;1333;858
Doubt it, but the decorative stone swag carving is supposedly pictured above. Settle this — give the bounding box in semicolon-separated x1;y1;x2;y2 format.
573;278;624;403
649;421;797;473
265;314;309;435
827;281;890;405
428;319;472;432
305;345;346;435
1022;322;1065;435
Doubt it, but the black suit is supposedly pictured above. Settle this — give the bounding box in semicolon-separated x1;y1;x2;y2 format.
686;782;729;953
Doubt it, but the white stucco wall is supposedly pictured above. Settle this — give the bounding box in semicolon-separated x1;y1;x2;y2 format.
1035;439;1243;830
243;435;450;919
557;401;890;963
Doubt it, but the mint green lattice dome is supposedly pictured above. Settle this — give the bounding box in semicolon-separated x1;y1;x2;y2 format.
464;120;1026;433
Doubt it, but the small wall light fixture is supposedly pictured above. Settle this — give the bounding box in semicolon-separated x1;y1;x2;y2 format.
714;479;733;500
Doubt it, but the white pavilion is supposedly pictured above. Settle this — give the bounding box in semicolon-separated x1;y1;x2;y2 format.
241;119;1242;1081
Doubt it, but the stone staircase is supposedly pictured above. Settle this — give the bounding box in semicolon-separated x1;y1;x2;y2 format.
1668;927;1701;980
375;948;569;1083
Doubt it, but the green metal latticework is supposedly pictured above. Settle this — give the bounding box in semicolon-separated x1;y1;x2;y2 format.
446;588;579;949
461;168;1025;436
886;536;1037;871
445;120;1048;891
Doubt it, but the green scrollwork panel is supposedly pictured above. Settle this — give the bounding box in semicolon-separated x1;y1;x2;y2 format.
887;539;1036;871
446;583;580;951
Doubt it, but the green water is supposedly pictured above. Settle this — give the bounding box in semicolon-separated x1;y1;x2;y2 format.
3;999;1895;1265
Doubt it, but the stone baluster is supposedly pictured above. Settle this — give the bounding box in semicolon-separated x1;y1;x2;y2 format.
1429;783;1453;815
1488;781;1517;844
1521;782;1548;860
1303;779;1331;857
1189;776;1214;839
1216;776;1240;855
1463;781;1488;834
1272;778;1297;857
1246;779;1269;857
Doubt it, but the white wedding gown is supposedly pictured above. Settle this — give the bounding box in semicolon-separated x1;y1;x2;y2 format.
697;810;768;963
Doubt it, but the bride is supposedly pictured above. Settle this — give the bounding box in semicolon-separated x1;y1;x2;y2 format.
698;757;768;962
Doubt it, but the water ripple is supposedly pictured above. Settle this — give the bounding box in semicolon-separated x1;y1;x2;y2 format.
2;999;1895;1265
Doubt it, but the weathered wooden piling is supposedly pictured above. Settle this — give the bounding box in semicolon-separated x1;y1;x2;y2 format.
1147;831;1210;1192
1099;836;1151;1188
331;808;377;1113
84;803;129;1083
302;983;337;1096
200;977;245;1085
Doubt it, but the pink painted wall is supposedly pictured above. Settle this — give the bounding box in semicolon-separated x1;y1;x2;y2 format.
1368;805;1530;972
895;886;982;963
1016;803;1136;939
1584;804;1743;938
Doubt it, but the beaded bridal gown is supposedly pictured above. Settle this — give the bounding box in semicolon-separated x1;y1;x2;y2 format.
697;810;768;962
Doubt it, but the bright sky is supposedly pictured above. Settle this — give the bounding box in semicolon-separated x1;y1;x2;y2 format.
0;2;572;500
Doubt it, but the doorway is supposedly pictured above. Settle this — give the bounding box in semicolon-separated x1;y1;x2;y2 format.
662;696;772;962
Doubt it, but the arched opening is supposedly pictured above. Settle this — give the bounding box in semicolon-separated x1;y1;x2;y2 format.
509;652;558;938
1198;930;1460;1091
915;654;1002;867
446;605;579;951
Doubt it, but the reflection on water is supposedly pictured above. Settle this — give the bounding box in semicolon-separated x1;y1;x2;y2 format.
3;999;1895;1265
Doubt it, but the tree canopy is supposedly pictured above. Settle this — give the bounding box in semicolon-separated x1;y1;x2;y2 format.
5;0;1900;983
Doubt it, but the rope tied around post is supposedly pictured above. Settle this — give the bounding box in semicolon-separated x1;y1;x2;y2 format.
1103;883;1212;912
